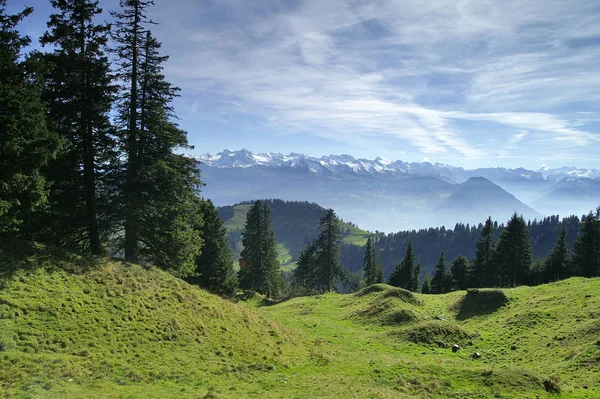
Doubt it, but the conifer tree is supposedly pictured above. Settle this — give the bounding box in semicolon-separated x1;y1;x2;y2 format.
388;241;416;291
571;207;600;277
544;227;571;281
472;217;496;287
450;255;469;291
362;237;383;285
431;251;448;294
495;213;533;287
315;209;343;292
38;0;115;253
421;275;431;294
0;2;59;235
187;200;236;297
292;241;318;293
239;201;281;297
412;262;421;292
112;1;202;273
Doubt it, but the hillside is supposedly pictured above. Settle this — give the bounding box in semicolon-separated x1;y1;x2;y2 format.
1;243;599;397
0;242;305;398
217;200;370;271
262;281;600;398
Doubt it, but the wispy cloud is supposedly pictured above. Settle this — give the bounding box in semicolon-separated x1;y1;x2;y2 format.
148;0;600;167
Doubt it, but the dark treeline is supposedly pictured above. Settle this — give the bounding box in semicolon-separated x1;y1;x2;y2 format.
341;214;582;278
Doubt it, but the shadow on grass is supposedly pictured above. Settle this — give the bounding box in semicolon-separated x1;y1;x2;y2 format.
454;288;509;320
0;240;108;283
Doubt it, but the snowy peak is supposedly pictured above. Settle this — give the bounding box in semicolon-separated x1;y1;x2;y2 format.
197;149;600;183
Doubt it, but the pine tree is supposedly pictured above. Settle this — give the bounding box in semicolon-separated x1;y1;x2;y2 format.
112;1;202;273
0;2;60;235
239;201;281;297
292;241;318;293
362;237;383;285
412;262;421;292
495;213;533;287
544;227;571;281
472;217;496;287
315;209;343;292
388;241;417;291
187;200;237;297
571;207;600;277
421;275;431;294
111;0;153;262
38;0;115;254
431;251;449;294
450;255;469;291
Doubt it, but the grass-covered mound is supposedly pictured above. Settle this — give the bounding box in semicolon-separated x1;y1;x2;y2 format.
453;288;509;320
0;242;303;398
350;284;423;326
390;320;478;348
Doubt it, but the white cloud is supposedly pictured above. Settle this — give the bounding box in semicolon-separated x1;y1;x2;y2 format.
149;0;600;166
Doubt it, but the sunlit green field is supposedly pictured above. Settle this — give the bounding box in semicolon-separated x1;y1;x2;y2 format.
1;243;598;398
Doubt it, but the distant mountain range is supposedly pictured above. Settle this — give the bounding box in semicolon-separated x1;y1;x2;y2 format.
197;149;600;232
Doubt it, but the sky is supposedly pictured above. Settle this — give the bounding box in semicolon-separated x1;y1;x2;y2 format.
8;0;600;169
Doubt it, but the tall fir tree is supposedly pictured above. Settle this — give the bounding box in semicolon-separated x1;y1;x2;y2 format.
412;262;421;292
388;241;417;291
450;255;469;291
0;2;59;235
571;207;600;277
239;201;281;298
472;217;496;287
544;226;571;281
362;237;383;286
292;241;318;294
187;200;236;297
421;275;431;294
315;209;343;292
494;213;533;287
38;0;115;253
112;1;202;273
431;251;448;294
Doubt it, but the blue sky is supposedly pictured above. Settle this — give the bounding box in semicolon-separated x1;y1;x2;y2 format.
10;0;600;169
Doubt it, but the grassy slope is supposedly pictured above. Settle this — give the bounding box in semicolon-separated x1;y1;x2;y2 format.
0;243;305;398
1;243;598;398
259;281;600;399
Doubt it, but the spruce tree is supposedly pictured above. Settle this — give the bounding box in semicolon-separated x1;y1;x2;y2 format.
544;227;571;281
0;2;59;235
450;255;469;291
571;207;600;277
421;275;431;294
111;0;153;262
495;213;533;287
362;237;383;285
472;217;496;287
315;209;343;292
239;201;281;298
112;1;202;273
388;241;416;291
431;251;448;294
38;0;115;253
412;262;421;292
292;241;318;293
187;200;237;297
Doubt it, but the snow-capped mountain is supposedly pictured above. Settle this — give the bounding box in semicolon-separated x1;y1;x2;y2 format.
197;149;599;232
198;149;599;182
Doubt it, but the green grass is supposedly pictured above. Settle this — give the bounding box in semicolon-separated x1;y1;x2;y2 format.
339;222;370;246
222;203;252;232
1;242;599;398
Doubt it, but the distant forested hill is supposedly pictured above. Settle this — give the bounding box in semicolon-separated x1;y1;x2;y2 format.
217;199;369;271
218;199;586;279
